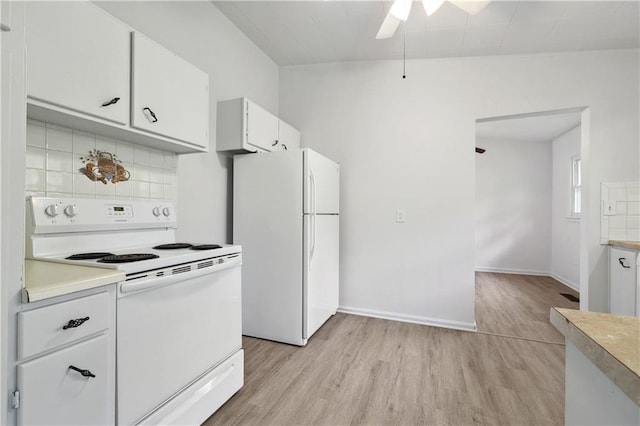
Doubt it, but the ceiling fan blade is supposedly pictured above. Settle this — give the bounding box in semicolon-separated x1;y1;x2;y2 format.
448;0;492;15
376;12;401;40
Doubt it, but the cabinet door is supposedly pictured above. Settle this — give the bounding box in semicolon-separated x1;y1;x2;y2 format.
278;119;301;151
610;247;637;316
131;32;209;149
25;2;129;125
245;99;279;152
17;334;110;426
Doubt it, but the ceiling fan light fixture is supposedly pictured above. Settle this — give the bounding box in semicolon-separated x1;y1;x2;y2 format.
389;0;413;21
448;0;491;15
422;0;446;16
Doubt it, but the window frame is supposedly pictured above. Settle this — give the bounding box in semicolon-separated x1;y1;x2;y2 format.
570;154;582;218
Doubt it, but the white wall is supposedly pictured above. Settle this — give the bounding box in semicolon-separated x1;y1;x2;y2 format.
97;1;279;244
475;138;552;275
280;49;639;324
551;126;581;290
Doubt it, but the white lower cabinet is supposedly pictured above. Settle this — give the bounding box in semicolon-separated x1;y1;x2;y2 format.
15;290;115;425
609;246;638;316
17;335;110;426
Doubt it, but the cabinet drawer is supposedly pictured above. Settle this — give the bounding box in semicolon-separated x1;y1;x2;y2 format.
17;334;110;426
18;292;109;360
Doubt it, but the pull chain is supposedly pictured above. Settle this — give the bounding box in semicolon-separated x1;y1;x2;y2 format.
402;22;406;79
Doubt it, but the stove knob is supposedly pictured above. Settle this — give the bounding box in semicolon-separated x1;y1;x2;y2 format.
162;207;171;217
44;204;59;218
152;207;161;217
64;204;78;217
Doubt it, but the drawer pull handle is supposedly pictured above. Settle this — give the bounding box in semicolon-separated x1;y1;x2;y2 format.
68;365;96;378
62;316;90;330
143;107;158;123
618;258;631;269
101;97;121;107
272;140;279;146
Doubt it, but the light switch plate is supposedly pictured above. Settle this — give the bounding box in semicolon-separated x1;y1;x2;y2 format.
603;200;617;216
396;209;406;223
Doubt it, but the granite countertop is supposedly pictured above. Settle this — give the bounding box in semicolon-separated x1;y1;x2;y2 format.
24;260;125;302
550;307;640;405
609;240;640;251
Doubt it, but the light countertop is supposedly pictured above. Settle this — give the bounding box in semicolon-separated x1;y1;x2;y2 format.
609;240;640;251
550;307;640;405
24;260;125;303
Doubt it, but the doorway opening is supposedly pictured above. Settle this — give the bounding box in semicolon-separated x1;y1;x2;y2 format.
473;107;588;341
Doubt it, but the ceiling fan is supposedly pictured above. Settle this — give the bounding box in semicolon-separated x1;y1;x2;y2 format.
377;0;491;39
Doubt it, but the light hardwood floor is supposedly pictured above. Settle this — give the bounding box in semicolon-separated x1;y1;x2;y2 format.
475;272;579;344
205;273;578;425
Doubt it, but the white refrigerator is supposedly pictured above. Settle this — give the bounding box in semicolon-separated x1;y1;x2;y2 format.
234;148;339;346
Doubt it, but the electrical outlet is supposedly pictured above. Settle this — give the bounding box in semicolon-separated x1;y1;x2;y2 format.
396;209;406;223
603;200;617;216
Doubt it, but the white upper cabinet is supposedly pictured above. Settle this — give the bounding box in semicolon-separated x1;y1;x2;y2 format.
131;32;209;150
217;98;300;153
24;1;210;153
277;119;301;151
246;100;280;152
25;2;129;125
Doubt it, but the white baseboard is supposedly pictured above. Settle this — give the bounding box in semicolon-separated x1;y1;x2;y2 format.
549;273;580;292
337;306;477;333
475;266;549;276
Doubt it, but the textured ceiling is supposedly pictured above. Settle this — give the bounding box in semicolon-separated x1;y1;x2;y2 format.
213;0;640;65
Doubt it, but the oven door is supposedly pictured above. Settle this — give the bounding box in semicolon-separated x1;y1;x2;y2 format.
116;261;241;425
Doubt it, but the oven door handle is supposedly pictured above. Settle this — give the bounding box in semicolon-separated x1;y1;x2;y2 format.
120;256;242;294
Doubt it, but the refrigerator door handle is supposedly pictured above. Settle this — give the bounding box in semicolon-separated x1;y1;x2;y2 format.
310;170;316;265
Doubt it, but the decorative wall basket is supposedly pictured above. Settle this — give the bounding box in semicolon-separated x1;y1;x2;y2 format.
79;150;130;184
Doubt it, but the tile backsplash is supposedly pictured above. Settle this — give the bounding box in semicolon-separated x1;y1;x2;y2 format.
26;120;177;202
601;182;640;243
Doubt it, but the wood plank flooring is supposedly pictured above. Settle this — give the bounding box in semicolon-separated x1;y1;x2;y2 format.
475;272;579;344
204;273;578;425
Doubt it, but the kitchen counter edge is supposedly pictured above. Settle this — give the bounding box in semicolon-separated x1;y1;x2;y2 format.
609;240;640;251
24;260;125;303
550;307;640;405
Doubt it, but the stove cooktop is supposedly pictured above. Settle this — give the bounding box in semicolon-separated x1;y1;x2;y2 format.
53;242;239;274
98;253;160;263
153;243;223;251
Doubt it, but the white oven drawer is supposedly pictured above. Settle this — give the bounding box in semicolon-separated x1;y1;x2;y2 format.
139;349;244;425
18;292;109;360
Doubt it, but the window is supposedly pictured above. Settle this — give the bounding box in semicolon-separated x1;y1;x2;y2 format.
570;154;581;217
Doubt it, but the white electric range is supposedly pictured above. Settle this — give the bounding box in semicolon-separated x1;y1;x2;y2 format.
25;196;244;425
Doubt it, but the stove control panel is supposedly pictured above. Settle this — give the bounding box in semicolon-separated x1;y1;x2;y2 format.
107;204;134;218
27;197;177;234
